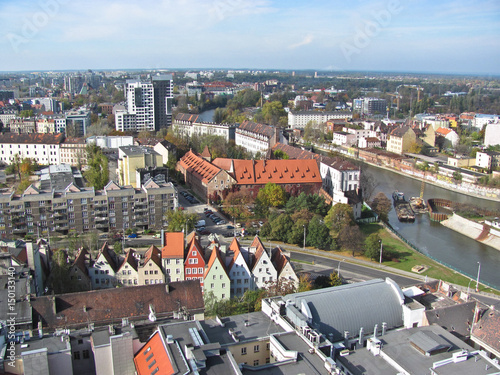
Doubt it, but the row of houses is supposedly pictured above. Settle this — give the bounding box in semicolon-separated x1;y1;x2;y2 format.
71;233;299;300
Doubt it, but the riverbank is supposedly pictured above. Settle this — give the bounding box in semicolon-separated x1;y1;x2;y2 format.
441;214;500;250
315;143;500;203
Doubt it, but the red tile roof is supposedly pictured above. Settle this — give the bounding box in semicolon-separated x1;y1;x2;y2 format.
144;245;162;269
162;232;185;259
97;242;119;273
178;150;222;184
229;159;321;185
472;306;500;354
0;132;65;144
238;120;276;138
31;281;204;331
271;247;289;275
134;331;174;375
118;249;138;272
175;113;200;123
435;127;453;136
226;238;243;271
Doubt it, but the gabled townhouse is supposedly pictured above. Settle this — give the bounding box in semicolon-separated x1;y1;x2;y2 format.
358;136;381;149
116;249;139;287
138;245;164;285
226;237;253;297
271;246;299;290
250;236;277;289
69;248;92;290
333;131;356;146
386;126;417;154
435;127;460;148
184;237;205;289
161;232;185;282
89;242;120;289
204;245;230;300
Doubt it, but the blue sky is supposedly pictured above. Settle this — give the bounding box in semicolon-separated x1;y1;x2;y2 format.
1;0;499;75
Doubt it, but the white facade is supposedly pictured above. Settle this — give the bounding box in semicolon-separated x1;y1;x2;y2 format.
476;151;500;170
473;114;500;131
115;80;155;132
320;161;360;194
333;131;356;146
0;142;60;165
288;111;353;129
227;251;253;298
343;127;376;144
235;131;270;155
485;123;500;147
87;135;134;149
252;250;277;290
89;252;118;289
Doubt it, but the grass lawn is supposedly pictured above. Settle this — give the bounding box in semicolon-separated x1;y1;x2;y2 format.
359;223;499;295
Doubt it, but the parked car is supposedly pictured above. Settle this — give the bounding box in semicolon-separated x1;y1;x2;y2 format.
216;220;226;225
226;225;234;229
198;229;211;235
128;233;138;238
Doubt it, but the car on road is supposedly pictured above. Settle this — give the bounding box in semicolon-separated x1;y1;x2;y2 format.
128;233;138;238
198;229;211;235
223;232;235;237
152;234;161;238
216;220;226;225
226;225;234;229
196;226;206;232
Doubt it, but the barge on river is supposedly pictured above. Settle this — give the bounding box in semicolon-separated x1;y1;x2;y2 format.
392;191;416;222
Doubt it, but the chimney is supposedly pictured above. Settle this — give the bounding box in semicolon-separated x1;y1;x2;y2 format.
38;321;43;339
381;322;387;336
161;229;165;247
373;324;378;338
165;284;170;294
108;325;115;335
26;242;37;272
343;330;349;347
50;295;57;315
358;327;364;346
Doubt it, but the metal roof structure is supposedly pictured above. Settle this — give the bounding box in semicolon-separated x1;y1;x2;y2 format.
284;278;405;342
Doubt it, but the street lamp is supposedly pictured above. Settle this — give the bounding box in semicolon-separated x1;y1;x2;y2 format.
337;259;345;278
379;240;383;266
303;225;306;250
476;262;481;292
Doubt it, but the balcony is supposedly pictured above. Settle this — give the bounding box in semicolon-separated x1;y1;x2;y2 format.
95;216;108;222
10;207;25;213
55;224;69;232
13;227;28;234
96;223;109;229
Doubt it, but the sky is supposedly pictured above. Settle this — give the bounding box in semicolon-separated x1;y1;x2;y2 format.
1;0;499;75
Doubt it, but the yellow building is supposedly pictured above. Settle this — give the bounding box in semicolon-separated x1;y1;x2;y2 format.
117;145;162;187
386;126;417;155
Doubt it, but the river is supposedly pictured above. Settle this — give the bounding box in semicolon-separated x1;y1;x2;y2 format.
364;164;500;290
198;109;216;122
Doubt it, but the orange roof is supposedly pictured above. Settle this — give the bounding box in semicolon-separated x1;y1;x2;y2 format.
178;150;221;184
134;331;174;375
229;159;321;185
144;245;162;268
271;246;289;275
161;232;185;259
435;127;452;136
226;238;242;271
204;246;229;278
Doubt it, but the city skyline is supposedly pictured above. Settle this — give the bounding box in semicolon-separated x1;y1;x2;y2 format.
1;0;499;75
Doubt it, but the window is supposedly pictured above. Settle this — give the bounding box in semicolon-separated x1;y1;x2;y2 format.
241;347;247;355
254;345;259;353
186;268;191;274
73;351;80;360
253;360;259;366
82;350;90;359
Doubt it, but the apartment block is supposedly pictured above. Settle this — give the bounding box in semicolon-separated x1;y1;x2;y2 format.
0;179;177;238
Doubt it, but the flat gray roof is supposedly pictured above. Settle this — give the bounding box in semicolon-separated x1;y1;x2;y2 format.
201;311;285;345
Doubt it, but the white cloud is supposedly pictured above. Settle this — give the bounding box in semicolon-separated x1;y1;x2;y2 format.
288;34;314;49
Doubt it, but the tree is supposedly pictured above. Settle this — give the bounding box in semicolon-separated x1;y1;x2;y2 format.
260;101;287;126
298;274;314;292
408;141;422;154
273;149;289;160
83;144;109;190
365;232;382;261
269;214;293;242
324;203;355;236
265;278;297;297
287;211;311;246
113;241;122;255
256;183;286;208
338;224;363;257
19;109;34;118
453;171;463;182
359;167;378;203
164;209;199;233
370;192;392;222
223;190;253;220
329;271;342;287
307;215;332;250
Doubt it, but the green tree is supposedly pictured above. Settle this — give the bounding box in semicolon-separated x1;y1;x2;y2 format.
19;109;34;118
256;183;286;208
223;190;253;221
287;211;312;246
307;215;332;250
164;209;199;233
260;101;287;126
370;192;392;222
365;232;382;261
329;271;342;287
453;171;463;182
269;214;293;242
113;241;123;255
83;144;109;190
324;203;355;237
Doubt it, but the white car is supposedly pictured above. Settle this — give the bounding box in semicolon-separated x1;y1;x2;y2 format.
216;220;226;225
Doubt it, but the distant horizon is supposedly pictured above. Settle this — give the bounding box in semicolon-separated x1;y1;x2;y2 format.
1;67;499;79
1;1;499;75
